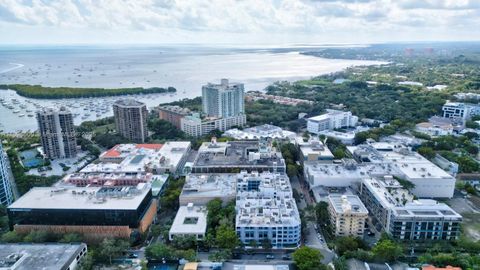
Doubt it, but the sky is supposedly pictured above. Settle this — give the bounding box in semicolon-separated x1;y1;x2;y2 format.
0;0;479;45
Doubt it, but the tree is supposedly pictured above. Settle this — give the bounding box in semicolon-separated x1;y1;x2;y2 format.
23;230;49;243
208;249;232;262
371;238;402;262
287;164;298;178
78;250;94;270
292;246;325;270
215;224;239;250
59;233;83;243
98;238;129;265
148;119;185;140
466;120;479;129
417;146;436;160
335;236;363;256
333;148;346;159
261;238;272;250
1;231;22;243
171;235;197;250
145;243;176;260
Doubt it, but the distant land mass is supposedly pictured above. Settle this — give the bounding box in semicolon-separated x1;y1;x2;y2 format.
0;84;176;99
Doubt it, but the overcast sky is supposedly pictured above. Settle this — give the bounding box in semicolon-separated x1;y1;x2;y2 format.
0;0;479;45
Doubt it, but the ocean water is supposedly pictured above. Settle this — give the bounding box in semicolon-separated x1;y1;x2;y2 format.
0;45;384;132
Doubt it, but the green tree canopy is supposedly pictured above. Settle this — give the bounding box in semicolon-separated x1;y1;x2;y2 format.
292;246;325;270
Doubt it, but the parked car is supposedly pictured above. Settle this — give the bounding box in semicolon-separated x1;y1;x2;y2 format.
282;254;292;260
266;254;275;260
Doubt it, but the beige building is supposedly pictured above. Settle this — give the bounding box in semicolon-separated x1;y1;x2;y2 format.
113;99;148;143
328;195;368;237
36;106;77;159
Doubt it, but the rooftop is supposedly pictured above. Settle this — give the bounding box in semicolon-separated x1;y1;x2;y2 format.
308;109;352;122
361;177;414;209
236;172;300;227
328;194;368;215
0;243;86;270
8;184;151;210
194;140;285;168
296;137;334;159
224;124;296;140
181;174;237;201
158;105;191;114
113;99;146;107
392;199;462;219
169;203;207;235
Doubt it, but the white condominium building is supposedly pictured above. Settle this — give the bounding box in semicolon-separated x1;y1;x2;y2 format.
442;101;480;120
307;109;358;135
359;177;462;241
202;79;245;118
181;114;246;137
235;171;301;249
327;195;368;237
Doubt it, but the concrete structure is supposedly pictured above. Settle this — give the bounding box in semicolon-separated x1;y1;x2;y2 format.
442;101;480;120
453;92;480;100
181;113;246;137
113;99;148;143
307;109;358;135
246;91;314;106
304;142;456;198
415;116;462;137
295;137;334;162
169;203;207;241
0;142;14;206
36;107;77;159
317;130;357;145
328;195;368;237
180;174;237;206
84;142;191;175
359;177;462;241
157;105;191;129
7;184;156;240
191;139;286;174
224;124;296;140
236;171;301;249
432;154;459;177
202;79;244;118
63;172;153;187
0;243;87;270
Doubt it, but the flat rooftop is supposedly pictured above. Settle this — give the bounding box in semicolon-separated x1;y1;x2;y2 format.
392;200;462;219
361;177;413;209
8;184;150;210
224;124;296;140
169;204;207;235
297;138;334;159
181;174;237;200
194;141;285;168
328;194;368;215
0;243;86;270
114;99;145;107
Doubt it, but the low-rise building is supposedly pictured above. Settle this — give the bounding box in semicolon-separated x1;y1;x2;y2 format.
296;137;334;162
359;177;462;241
307;109;358;134
181;114;246;137
442;101;480;120
169;203;207;241
327;195;368;237
224;124;296;140
235;171;301;249
85;142;191;175
415;116;462;137
191;138;286;173
180;174;237;206
157;105;191;129
63;172;153;187
7;184;156;241
0;243;87;270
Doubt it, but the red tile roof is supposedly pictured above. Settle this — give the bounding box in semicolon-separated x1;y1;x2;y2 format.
423;265;462;270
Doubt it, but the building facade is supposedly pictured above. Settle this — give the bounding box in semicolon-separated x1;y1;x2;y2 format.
442;101;480;120
202;79;245;118
7;184;157;240
307;109;358;135
358;177;462;241
235;172;301;249
181;114;246;137
113;99;148;143
327;195;368;237
36;107;77;159
158;105;191;129
0;142;14;206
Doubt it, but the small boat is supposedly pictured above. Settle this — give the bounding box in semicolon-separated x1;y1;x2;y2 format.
19;114;25;117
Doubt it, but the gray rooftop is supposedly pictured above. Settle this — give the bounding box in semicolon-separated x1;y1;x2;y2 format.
193;141;285;168
0;243;86;270
113;99;146;107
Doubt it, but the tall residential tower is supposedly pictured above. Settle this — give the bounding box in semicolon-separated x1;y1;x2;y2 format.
113;99;148;143
202;79;245;118
37;107;77;159
0;142;14;206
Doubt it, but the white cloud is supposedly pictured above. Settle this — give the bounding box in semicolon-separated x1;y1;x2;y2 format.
0;0;478;44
